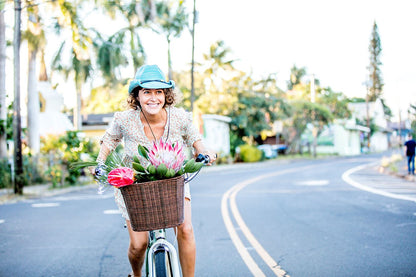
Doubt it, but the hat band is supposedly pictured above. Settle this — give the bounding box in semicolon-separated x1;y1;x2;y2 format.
140;80;172;85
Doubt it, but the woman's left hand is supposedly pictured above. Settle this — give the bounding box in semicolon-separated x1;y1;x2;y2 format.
204;152;217;166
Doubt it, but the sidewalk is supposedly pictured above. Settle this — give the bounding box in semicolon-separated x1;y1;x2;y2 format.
345;158;416;203
0;182;97;205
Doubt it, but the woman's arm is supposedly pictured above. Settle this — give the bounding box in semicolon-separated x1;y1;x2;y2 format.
88;144;112;175
193;140;217;166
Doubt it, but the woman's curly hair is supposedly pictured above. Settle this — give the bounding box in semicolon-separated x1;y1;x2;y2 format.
128;86;176;110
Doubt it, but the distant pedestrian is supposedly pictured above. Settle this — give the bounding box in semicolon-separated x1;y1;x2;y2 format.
404;134;416;175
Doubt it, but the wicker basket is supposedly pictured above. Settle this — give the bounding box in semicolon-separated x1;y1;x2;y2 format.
119;175;185;232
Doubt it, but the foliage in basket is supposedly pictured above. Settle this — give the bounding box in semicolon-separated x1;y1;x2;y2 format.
71;139;204;189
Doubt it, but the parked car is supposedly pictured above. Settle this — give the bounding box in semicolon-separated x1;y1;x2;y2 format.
257;144;278;159
274;144;288;154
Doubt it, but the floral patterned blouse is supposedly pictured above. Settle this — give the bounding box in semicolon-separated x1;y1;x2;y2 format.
99;107;202;220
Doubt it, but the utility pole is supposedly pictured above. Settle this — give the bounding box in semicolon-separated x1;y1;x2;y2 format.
190;0;196;113
13;0;24;194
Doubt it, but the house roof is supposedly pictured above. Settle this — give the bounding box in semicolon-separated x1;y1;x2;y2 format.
82;113;115;125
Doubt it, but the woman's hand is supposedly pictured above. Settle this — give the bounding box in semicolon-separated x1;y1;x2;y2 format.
88;166;96;176
204;152;217;166
193;140;217;165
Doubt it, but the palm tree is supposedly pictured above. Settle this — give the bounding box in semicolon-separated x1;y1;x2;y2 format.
153;0;188;79
93;31;128;84
203;40;235;76
287;65;306;90
50;0;92;130
23;3;45;154
13;0;24;194
52;42;92;130
202;40;235;90
96;0;155;76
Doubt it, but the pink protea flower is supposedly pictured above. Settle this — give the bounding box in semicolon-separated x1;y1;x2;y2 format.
107;167;135;188
148;139;185;173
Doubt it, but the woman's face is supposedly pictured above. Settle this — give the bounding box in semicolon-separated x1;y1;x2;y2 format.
138;88;165;115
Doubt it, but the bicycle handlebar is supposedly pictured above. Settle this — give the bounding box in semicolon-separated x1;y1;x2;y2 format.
195;153;210;164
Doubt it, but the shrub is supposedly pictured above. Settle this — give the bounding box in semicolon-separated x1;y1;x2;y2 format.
0;158;12;189
41;131;98;186
239;144;262;163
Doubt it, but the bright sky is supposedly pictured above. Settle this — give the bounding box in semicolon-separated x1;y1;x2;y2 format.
5;0;416;122
142;0;416;121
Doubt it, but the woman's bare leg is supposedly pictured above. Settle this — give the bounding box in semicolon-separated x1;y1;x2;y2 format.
176;199;196;277
126;220;148;277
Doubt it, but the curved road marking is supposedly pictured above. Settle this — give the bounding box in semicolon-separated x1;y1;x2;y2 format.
222;166;316;277
342;162;416;203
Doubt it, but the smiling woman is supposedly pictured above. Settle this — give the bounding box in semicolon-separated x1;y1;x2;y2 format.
91;64;217;277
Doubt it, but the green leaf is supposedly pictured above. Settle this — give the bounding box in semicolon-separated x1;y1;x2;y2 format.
132;162;146;173
138;145;149;160
70;161;98;171
183;159;195;173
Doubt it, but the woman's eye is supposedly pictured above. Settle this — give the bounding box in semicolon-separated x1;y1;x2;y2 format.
156;90;163;94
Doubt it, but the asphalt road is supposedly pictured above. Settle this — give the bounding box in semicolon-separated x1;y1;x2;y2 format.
1;155;415;277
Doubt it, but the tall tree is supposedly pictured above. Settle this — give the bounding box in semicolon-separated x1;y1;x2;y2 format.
0;2;7;158
96;0;155;75
153;0;188;80
287;65;306;90
203;40;235;76
287;100;333;154
50;0;92;130
367;21;383;101
13;0;24;194
24;2;45;154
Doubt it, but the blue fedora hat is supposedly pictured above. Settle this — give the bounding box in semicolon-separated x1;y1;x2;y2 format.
128;65;175;94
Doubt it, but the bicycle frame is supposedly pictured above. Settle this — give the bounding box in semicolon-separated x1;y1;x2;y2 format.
144;154;210;277
145;229;181;277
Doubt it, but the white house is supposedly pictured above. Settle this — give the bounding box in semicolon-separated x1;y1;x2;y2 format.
37;81;74;136
201;114;231;156
348;98;390;152
315;119;370;156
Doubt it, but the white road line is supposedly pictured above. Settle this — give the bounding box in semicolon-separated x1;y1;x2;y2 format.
294;180;329;186
342;163;416;203
221;188;266;277
222;166;317;277
31;203;60;208
103;209;121;214
229;174;289;277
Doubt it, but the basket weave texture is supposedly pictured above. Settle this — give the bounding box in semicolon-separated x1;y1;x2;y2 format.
120;175;185;232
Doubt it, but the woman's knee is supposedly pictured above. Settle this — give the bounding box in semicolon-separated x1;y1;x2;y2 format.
129;240;147;256
178;222;194;241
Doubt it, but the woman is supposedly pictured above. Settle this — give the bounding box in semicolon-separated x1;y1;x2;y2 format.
94;64;216;277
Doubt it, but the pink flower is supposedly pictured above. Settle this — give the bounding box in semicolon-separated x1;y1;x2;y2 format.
148;139;185;173
107;167;135;188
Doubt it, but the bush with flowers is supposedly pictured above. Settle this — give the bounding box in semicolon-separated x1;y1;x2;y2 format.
72;139;204;190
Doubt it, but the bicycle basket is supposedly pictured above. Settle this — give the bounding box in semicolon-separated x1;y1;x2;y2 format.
119;175;185;232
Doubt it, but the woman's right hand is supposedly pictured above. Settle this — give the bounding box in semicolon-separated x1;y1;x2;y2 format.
88;166;96;176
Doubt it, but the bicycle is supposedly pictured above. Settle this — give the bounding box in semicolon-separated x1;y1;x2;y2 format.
143;153;210;277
